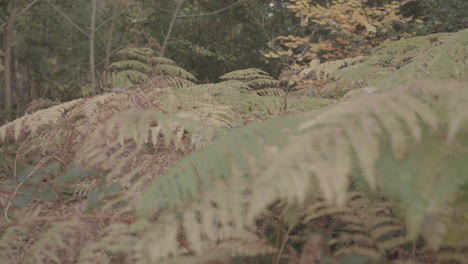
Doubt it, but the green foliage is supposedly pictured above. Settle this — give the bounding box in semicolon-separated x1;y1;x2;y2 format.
133;79;468;262
297;29;468;98
219;68;278;90
109;47;197;89
418;0;468;32
1;32;467;264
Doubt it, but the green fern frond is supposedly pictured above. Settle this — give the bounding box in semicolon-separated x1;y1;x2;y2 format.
110;60;152;72
118;47;154;62
220;68;277;90
256;88;285;97
133;116;303;260
218;80;253;91
220;68;273;81
136;115;304;215
113;70;149;88
151;76;195;89
247;78;278;88
331;29;468;89
156;64;197;81
132;80;467;261
110;46;197;89
249;80;468;248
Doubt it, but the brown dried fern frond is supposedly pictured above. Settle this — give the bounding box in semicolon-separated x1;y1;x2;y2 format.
25;98;62;114
0;98;84;142
74;109;218;195
22;220;81;264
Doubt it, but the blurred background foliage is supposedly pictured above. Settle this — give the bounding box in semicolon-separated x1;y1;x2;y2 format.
0;0;466;123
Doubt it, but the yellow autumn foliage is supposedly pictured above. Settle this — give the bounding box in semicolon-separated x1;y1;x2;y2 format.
267;0;413;63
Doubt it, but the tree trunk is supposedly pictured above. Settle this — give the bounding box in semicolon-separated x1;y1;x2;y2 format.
160;0;185;57
104;6;117;71
3;1;18;122
89;0;97;92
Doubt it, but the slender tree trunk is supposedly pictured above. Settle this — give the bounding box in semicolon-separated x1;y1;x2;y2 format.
89;0;97;92
3;1;18;122
14;59;24;116
104;6;117;71
160;0;185;57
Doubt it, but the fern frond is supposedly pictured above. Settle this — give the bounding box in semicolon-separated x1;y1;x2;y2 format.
25;98;61;114
156;64;197;82
113;70;149;88
78;223;135;264
248;80;468;249
220;68;277;90
217;80;253;91
133;116;303;260
247;78;278;88
0;225;25;261
110;46;197;89
23;220;80;264
331;29;467;89
301;56;366;80
0;98;84;142
255;88;285;97
149;76;195;89
220;68;273;81
118;47;154;62
75;109;219;192
110;60;152;72
137;115;303;215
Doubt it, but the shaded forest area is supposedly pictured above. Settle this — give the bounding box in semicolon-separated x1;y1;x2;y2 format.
0;0;466;122
0;0;467;264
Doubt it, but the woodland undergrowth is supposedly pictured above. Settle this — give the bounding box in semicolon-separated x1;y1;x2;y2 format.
0;30;467;264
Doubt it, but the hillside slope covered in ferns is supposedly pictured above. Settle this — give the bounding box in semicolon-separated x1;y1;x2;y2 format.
0;29;467;264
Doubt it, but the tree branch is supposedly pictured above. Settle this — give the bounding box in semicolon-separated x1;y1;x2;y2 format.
0;0;39;30
46;0;88;37
160;0;185;57
177;0;243;18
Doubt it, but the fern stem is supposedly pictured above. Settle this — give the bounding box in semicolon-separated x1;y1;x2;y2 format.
273;225;292;264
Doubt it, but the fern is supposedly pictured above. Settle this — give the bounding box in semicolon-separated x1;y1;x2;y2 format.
132;80;468;262
25;98;62;114
0;98;83;142
110;60;152;73
109;46;197;89
220;68;278;89
300;56;367;81
0;225;25;261
324;193;410;262
132;116;304;262
157;64;197;82
250;80;468;247
23;220;81;264
1;31;467;263
330;29;468;89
